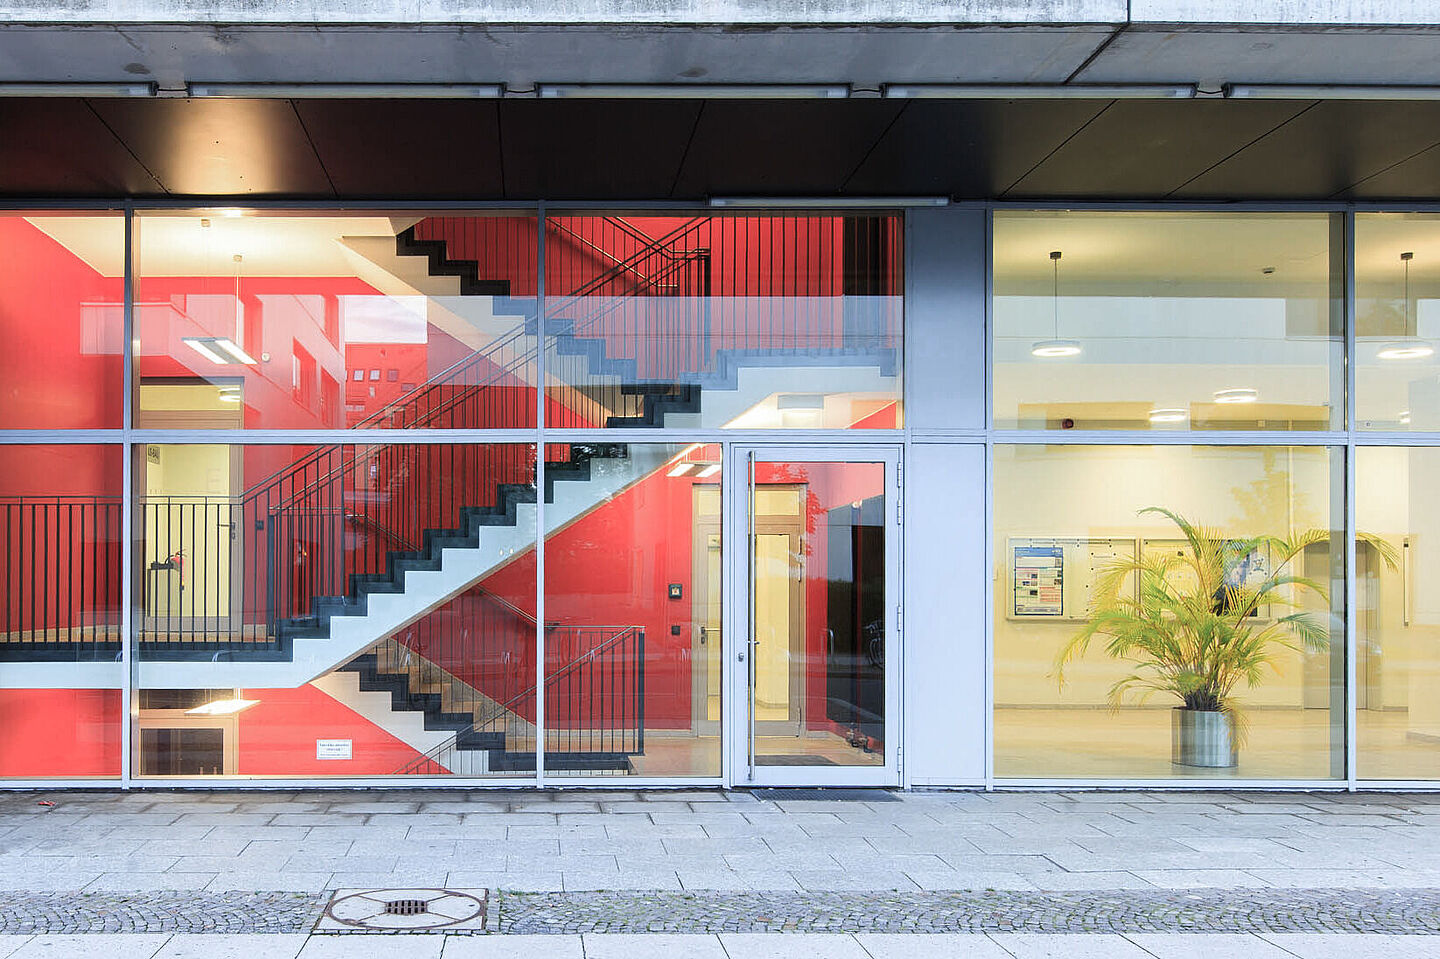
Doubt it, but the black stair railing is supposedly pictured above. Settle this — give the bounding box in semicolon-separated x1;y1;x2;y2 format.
395;623;645;775
0;495;122;660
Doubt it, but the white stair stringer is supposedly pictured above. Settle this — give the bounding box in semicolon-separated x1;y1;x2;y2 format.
137;445;671;690
311;669;475;773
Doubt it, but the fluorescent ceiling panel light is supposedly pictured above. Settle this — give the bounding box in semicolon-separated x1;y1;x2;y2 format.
182;337;230;365
1031;339;1082;358
884;83;1194;99
183;336;257;365
1401;410;1413;425
1148;408;1188;424
696;464;722;478
187;83;503;98
777;394;826;411
1377;340;1435;360
539;84;849;99
217;389;243;404
667;462;697;477
709;196;947;208
0;82;156;97
186;698;259;716
1213;388;1259;404
1227;84;1440;100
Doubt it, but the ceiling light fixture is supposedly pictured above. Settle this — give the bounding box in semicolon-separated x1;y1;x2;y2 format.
1213;388;1259;404
1033;250;1081;358
1148;408;1188;424
1401;410;1413;425
217;388;243;404
667;463;697;477
1378;251;1434;361
540;83;849;99
0;82;156;97
183;336;257;365
696;464;722;478
187;82;504;98
884;83;1195;99
186;697;259;716
1226;84;1440;100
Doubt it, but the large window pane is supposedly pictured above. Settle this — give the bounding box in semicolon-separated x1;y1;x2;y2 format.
993;445;1343;780
538;442;722;777
132;442;537;780
1357;213;1440;430
0;445;123;778
0;213;123;429
993;212;1342;431
544;214;902;430
134;211;538;430
1356;447;1440;779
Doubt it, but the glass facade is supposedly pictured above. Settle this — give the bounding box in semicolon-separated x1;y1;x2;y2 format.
993;444;1344;780
8;201;1440;788
993;212;1342;432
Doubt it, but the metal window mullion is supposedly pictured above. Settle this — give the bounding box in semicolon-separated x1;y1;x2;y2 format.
1344;207;1359;790
983;202;996;792
535;201;547;788
120;202;135;789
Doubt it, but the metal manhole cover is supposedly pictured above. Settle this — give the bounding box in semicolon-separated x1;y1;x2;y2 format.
317;888;488;932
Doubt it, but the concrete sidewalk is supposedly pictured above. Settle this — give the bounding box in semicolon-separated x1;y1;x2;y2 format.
1;932;1439;958
0;788;1438;954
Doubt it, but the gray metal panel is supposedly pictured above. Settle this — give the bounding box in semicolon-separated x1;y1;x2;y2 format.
907;207;986;432
903;442;986;785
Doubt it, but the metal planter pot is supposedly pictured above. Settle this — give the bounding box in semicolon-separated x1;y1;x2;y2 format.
1171;708;1238;768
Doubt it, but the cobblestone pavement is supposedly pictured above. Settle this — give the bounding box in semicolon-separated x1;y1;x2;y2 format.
0;887;1438;936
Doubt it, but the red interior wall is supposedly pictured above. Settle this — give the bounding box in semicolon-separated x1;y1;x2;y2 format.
237;684;439;775
0;689;121;777
0;218;122;430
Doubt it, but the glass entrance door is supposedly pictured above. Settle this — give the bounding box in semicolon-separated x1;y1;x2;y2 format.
729;447;900;786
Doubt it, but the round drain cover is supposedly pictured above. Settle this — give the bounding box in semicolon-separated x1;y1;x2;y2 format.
325;888;487;930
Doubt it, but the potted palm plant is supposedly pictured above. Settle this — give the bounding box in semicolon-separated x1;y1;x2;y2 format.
1056;507;1393;768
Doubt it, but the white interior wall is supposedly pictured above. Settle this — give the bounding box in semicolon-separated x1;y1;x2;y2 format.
993;444;1337;710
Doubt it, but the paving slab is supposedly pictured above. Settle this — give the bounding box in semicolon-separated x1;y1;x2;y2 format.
581;934;729;959
152;934;309;959
8;934;171;958
1259;934;1440;958
719;933;870;959
1124;933;1298;958
856;933;1014;957
988;933;1155;957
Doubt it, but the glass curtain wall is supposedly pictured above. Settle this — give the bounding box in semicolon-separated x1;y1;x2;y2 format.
993;210;1348;782
1;205;904;784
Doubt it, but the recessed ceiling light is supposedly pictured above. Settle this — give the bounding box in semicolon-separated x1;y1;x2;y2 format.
217;388;243;404
183;336;257;365
696;464;721;478
186;698;259;716
1148;408;1188;423
1377;340;1435;361
1032;339;1082;358
667;463;696;477
1400;410;1413;425
1213;388;1259;404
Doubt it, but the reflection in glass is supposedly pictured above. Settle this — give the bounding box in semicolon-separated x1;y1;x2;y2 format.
544;214;903;430
1356;447;1440;779
993;212;1342;431
750;461;886;768
0;213;124;429
540;443;723;777
993;445;1344;780
133;211;538;430
0;445;123;778
1357;214;1440;430
133;442;537;779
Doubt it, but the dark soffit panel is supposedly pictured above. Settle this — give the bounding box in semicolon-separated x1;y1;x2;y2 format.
0;99;163;196
1343;141;1440;201
295;100;505;198
669;100;904;198
845;99;1108;199
1172;100;1440;200
89;98;335;196
499;99;702;200
1005;99;1313;200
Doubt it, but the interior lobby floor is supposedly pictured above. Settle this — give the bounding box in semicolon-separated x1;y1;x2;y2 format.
0;787;1438;953
995;707;1440;781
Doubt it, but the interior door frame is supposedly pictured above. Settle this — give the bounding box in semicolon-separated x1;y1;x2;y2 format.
725;444;902;788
